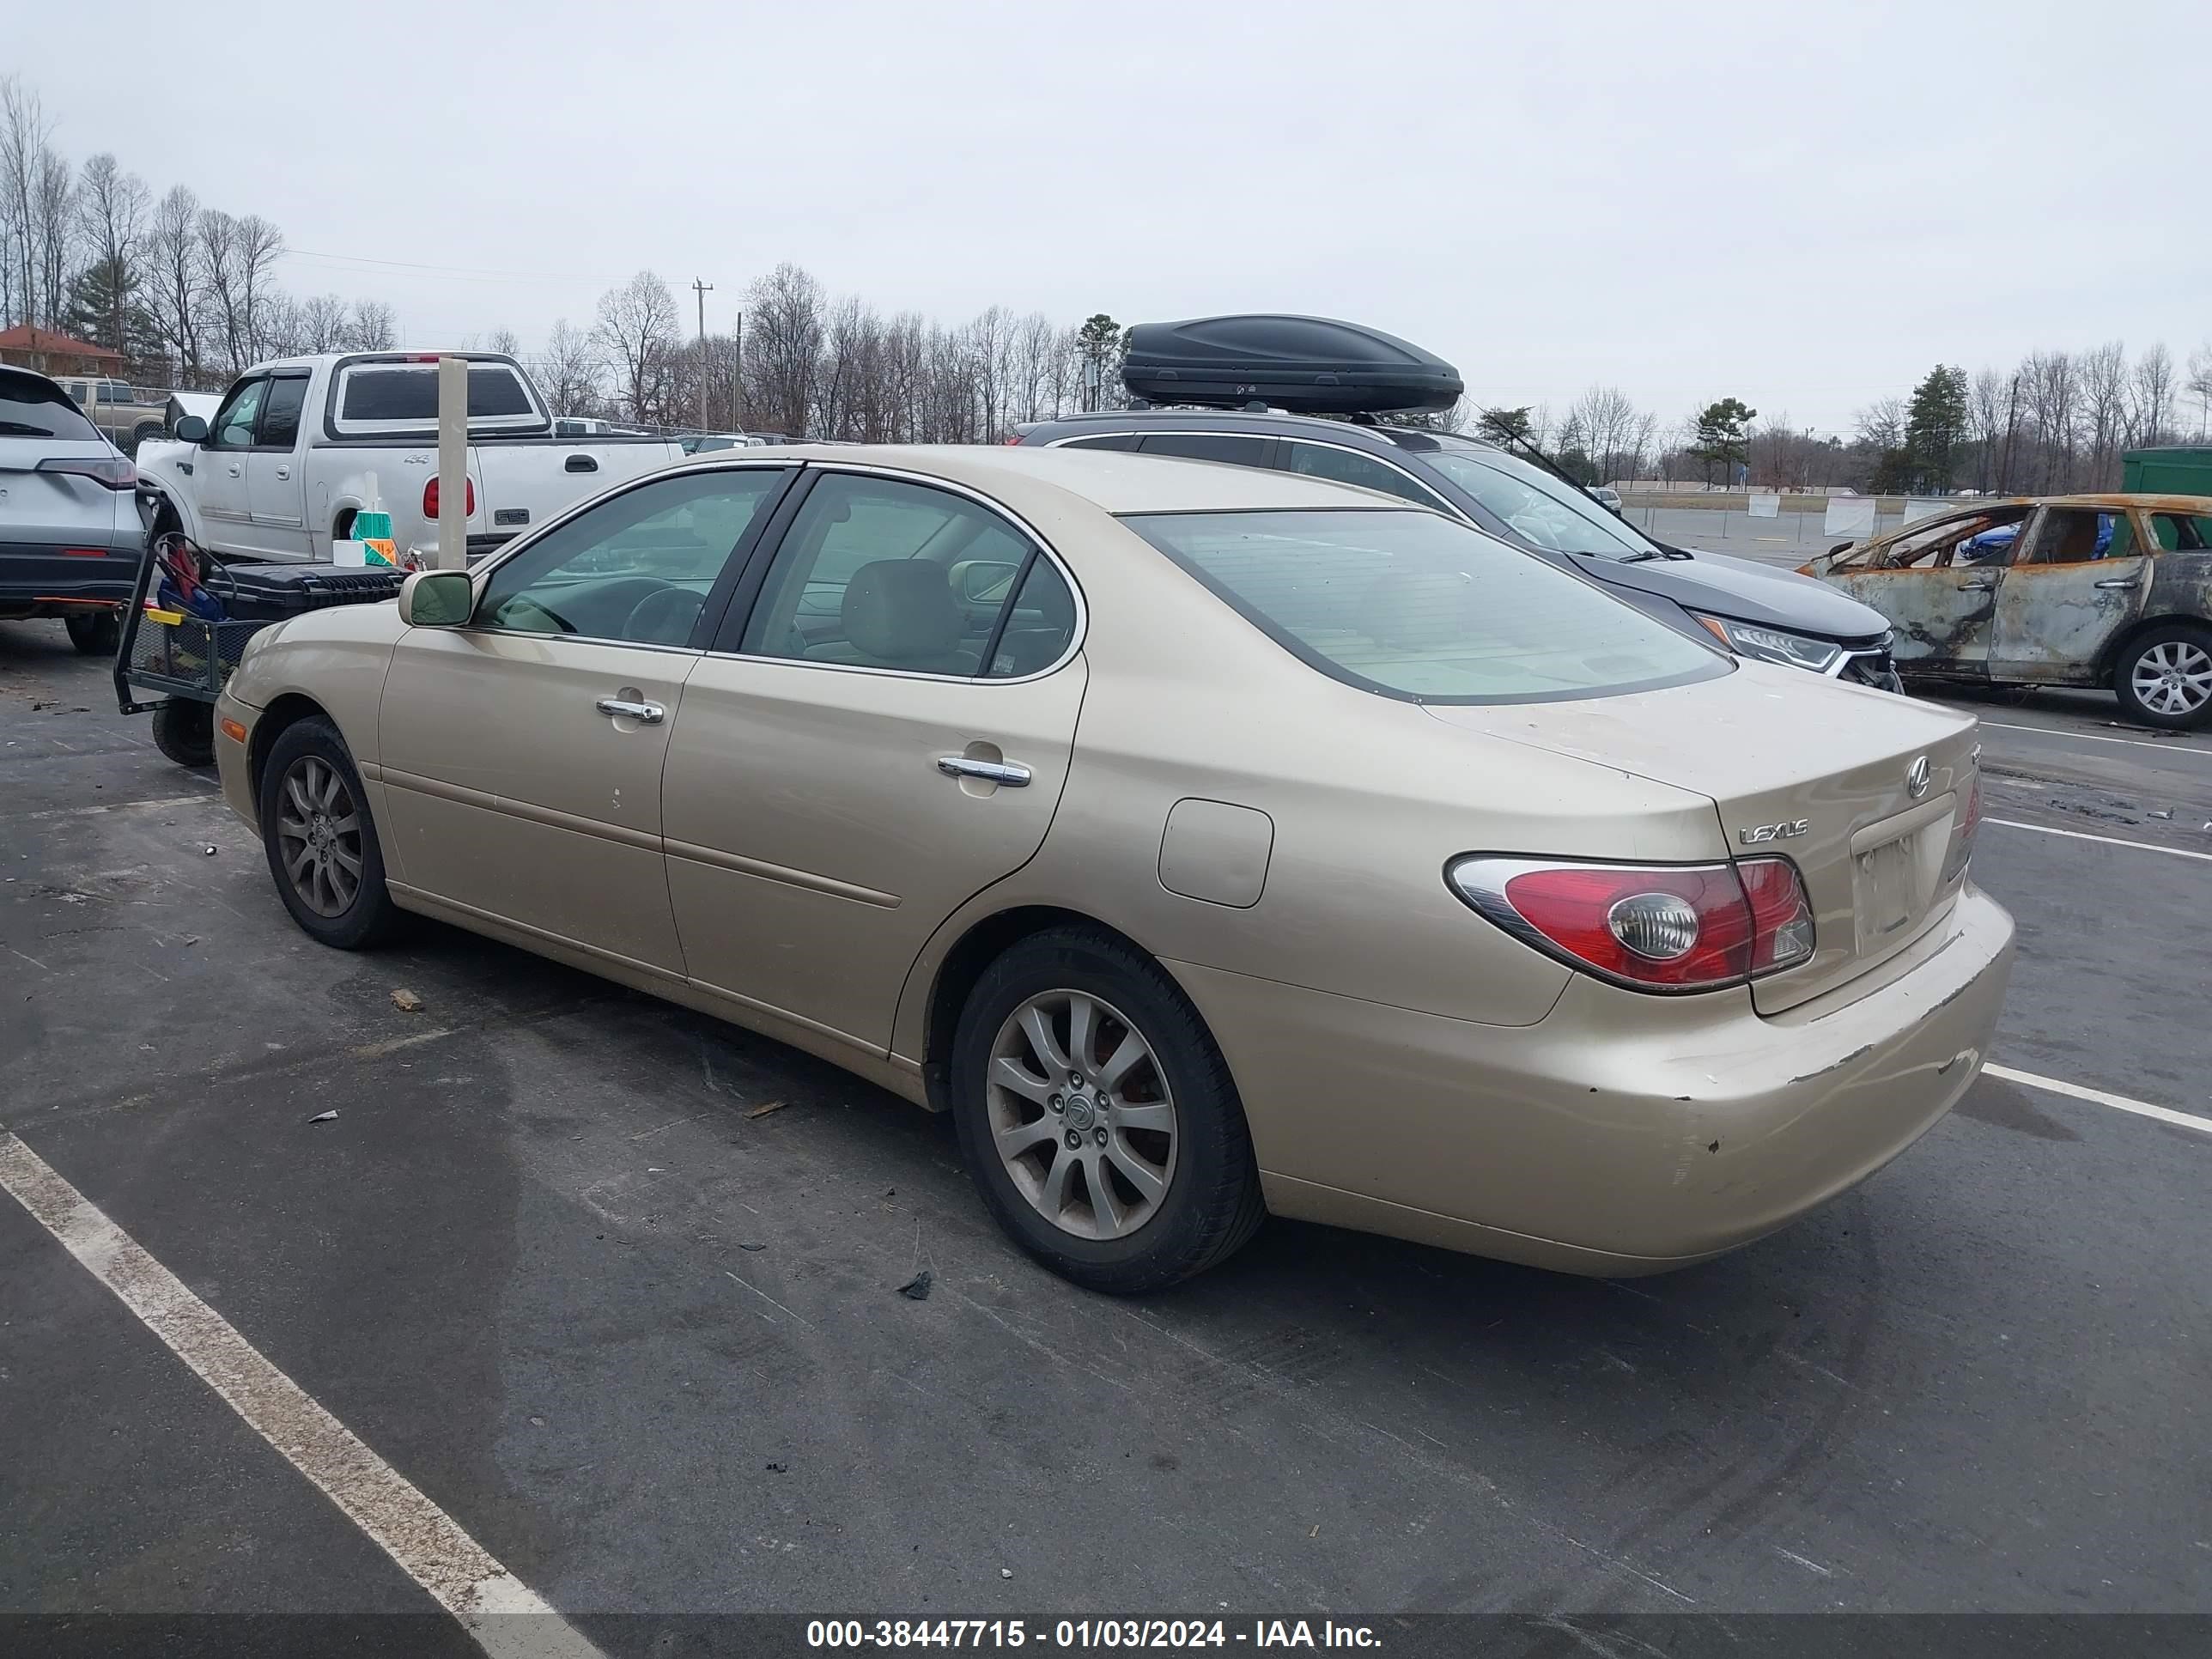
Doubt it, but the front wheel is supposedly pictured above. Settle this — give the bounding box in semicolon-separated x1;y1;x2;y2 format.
2114;624;2212;730
258;717;400;949
951;927;1265;1293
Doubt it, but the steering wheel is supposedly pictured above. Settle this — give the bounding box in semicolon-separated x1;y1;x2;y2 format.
495;594;575;634
623;586;705;646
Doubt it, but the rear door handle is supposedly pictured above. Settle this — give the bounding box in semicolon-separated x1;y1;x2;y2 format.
596;696;665;724
937;756;1031;787
565;454;599;473
2094;576;2141;589
1955;580;1993;592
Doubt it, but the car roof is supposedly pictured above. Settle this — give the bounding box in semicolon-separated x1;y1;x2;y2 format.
670;442;1425;515
1859;491;2212;544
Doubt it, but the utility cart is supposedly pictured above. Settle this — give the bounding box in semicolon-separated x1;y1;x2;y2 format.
112;532;405;767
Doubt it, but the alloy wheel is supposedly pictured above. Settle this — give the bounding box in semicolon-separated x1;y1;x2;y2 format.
986;989;1178;1241
276;755;363;918
2132;641;2212;717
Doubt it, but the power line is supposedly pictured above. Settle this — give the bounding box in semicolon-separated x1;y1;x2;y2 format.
278;248;629;285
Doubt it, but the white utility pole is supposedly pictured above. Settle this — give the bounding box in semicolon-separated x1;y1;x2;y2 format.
692;277;714;434
436;356;468;570
732;308;744;431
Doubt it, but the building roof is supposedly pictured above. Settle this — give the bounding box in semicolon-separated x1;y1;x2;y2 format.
0;325;124;362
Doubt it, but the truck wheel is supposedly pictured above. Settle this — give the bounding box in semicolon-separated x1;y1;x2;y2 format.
2114;624;2212;731
258;717;399;950
64;611;120;655
150;699;215;767
950;927;1266;1293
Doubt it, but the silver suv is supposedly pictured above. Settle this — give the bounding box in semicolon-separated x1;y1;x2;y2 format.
0;366;145;653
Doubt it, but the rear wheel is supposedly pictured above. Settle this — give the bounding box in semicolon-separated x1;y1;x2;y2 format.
149;698;214;767
951;927;1265;1293
258;717;399;949
64;611;119;655
2114;624;2212;730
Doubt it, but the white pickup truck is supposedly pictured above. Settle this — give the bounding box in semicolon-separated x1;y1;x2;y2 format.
135;352;685;563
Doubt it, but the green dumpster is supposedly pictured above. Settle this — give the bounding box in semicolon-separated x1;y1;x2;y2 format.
2124;446;2212;495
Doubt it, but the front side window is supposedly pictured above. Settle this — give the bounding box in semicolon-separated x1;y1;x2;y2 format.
207;379;268;449
1422;441;1652;558
1279;440;1445;508
738;472;1046;675
475;467;788;646
1123;508;1726;704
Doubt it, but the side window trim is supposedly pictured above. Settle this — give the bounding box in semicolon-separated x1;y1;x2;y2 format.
704;462;1087;683
465;463;799;650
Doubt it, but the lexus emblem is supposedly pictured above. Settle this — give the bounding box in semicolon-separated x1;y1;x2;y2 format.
1906;756;1931;799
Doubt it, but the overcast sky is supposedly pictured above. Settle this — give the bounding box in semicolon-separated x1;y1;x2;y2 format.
12;0;2209;432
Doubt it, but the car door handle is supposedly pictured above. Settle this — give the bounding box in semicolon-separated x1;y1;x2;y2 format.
1955;580;1993;592
2094;576;2141;589
596;696;665;724
227;464;241;477
275;465;289;480
937;756;1031;787
565;454;599;473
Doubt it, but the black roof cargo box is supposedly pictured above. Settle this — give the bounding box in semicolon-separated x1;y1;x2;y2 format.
1121;314;1463;416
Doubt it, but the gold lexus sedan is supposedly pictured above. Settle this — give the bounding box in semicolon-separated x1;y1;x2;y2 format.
214;447;2014;1291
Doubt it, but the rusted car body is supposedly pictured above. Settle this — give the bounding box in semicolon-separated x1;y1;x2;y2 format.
1802;494;2212;728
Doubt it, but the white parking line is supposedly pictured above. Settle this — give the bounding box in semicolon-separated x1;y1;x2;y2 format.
1971;718;2212;758
1984;1066;2212;1138
0;1132;603;1659
1984;818;2212;863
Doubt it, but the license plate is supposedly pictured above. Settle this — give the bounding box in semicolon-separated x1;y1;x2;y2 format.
1854;831;1923;950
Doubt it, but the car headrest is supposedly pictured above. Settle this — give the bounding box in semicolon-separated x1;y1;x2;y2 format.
842;560;964;662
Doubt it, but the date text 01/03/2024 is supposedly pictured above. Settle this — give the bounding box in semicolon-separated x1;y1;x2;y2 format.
805;1620;1383;1650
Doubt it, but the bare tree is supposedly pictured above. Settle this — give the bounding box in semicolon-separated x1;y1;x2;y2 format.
1968;368;2006;494
146;185;204;383
743;262;824;438
31;147;73;328
295;293;351;353
0;75;60;326
532;316;603;416
196;209;246;374
345;300;397;351
485;327;520;358
73;153;149;355
234;213;283;361
2187;343;2212;441
2021;350;2079;491
2127;343;2175;449
592;270;680;423
2079;340;2128;489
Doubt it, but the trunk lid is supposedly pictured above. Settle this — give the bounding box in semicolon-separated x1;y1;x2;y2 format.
1425;664;1979;1012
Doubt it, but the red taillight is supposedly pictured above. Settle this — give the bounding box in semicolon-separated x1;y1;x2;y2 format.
422;475;476;519
63;547;107;557
1449;856;1814;993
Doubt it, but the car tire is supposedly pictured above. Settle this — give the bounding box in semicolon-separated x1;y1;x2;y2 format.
2113;623;2212;731
951;926;1265;1293
149;698;215;767
64;611;119;656
258;716;400;949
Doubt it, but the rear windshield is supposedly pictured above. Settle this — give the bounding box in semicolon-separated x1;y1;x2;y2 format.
0;371;102;441
334;362;538;428
1122;508;1728;704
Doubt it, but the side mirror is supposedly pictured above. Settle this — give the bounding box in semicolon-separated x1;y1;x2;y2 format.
173;415;208;443
950;559;1021;605
400;569;473;628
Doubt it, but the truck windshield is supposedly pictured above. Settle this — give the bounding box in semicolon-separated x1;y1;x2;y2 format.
1121;507;1726;704
1421;440;1659;560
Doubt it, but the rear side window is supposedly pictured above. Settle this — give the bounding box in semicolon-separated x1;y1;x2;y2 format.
1123;508;1726;704
1139;433;1270;467
258;376;309;447
333;362;539;433
2147;514;2212;552
1054;433;1139;453
0;370;101;441
1279;439;1446;508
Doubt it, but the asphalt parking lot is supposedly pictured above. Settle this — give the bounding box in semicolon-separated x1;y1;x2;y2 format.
3;617;2209;1651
